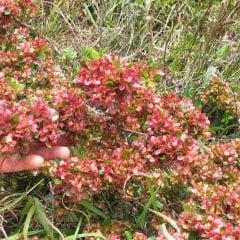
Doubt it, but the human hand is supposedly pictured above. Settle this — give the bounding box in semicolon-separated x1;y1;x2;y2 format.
0;136;70;173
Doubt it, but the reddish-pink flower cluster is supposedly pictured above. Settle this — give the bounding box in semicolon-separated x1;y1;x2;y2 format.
0;0;20;29
0;1;65;89
50;55;210;202
176;140;240;239
0;98;60;154
0;0;67;156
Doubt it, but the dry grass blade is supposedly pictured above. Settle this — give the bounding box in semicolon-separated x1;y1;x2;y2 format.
147;208;180;233
161;223;176;240
0;215;8;239
41;0;79;40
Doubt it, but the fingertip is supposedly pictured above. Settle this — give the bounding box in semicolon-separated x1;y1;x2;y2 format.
22;155;44;170
30;146;70;160
55;146;71;160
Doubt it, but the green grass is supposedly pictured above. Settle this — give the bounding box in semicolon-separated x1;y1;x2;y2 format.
33;0;240;98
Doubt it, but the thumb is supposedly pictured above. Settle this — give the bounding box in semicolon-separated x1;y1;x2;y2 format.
0;155;44;173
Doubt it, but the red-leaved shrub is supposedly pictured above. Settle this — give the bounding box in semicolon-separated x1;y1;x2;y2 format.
1;1;240;239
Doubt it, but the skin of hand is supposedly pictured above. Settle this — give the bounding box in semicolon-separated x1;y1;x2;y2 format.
0;136;70;173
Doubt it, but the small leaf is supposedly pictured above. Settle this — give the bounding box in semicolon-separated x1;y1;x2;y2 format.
12;113;19;124
6;77;25;91
53;178;62;184
183;204;192;213
124;230;132;240
72;68;79;78
153;74;162;82
155;200;164;210
89;47;100;60
16;198;34;231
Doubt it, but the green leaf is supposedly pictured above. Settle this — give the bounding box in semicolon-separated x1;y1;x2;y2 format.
142;70;149;78
61;47;77;61
39;52;47;60
6;77;25;91
189;232;199;240
23;205;36;240
183;64;193;99
221;113;233;125
53;178;62;184
89;47;100;60
122;150;131;160
34;198;55;239
12;113;19;124
72;68;79;78
135;186;160;229
153;74;162;82
136;0;144;5
146;179;157;210
155;200;164;210
232;85;240;93
72;217;83;240
183;204;192;213
16;198;34;232
79;200;109;220
98;48;104;57
123;230;132;240
147;237;157;240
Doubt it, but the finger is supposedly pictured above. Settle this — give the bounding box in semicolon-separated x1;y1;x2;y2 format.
30;146;70;160
0;155;44;173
